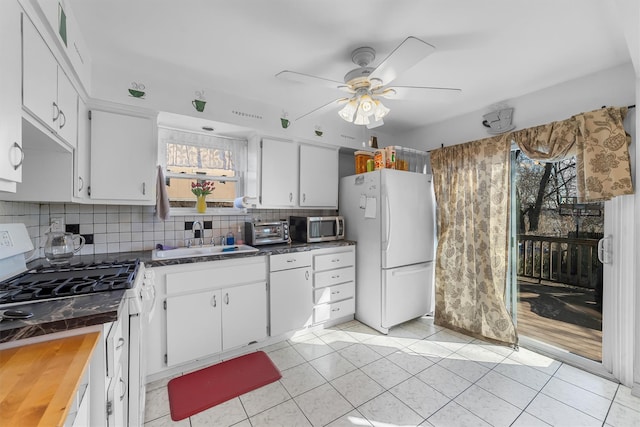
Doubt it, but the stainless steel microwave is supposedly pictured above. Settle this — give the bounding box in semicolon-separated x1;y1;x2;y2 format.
289;216;345;243
244;221;289;245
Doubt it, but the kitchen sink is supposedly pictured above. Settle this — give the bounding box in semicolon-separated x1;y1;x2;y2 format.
151;244;259;260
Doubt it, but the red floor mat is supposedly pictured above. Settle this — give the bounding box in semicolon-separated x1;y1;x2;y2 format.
167;351;281;421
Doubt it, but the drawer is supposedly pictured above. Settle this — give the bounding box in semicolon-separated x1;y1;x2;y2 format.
313;298;355;324
314;282;354;304
105;317;125;378
314;250;355;271
314;266;354;288
270;251;312;272
166;257;266;295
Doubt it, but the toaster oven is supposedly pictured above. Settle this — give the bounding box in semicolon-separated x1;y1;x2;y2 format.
244;221;289;246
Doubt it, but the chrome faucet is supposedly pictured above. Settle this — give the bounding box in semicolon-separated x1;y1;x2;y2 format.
192;220;204;246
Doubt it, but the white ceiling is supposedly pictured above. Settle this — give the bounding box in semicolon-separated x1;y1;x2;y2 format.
67;0;632;135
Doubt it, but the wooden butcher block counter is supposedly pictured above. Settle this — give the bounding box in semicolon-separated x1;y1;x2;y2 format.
0;332;100;427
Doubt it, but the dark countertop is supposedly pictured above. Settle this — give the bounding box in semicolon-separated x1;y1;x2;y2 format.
0;240;355;344
146;240;356;267
0;290;125;344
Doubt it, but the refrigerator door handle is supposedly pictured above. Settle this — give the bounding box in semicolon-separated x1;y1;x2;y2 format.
383;194;391;250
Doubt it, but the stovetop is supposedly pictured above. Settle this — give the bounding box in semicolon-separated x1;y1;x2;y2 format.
0;259;140;305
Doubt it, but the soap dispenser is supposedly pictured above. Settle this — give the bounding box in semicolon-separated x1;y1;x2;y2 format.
226;231;235;246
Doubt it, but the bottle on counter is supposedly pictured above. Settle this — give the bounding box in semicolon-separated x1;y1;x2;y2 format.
226;231;235;245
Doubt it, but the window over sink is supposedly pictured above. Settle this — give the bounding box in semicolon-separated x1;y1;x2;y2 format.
158;127;247;209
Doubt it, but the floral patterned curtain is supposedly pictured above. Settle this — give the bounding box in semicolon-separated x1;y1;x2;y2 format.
431;133;518;346
513;106;633;202
573;107;633;201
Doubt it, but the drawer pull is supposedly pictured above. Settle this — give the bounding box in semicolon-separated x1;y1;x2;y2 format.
331;308;341;312
331;275;340;279
331;291;340;295
331;259;340;263
286;259;296;263
115;337;125;350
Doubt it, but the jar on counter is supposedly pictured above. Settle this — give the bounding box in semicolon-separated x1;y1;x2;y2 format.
354;151;374;174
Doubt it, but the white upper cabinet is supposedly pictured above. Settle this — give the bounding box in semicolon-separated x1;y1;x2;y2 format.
260;138;339;209
0;1;23;191
260;138;297;207
22;14;78;147
89;109;156;203
299;143;339;208
74;98;90;199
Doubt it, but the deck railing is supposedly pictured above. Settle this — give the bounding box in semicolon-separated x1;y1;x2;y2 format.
516;235;602;289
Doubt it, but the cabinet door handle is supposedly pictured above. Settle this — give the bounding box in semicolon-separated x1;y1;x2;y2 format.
303;193;306;203
142;182;146;195
58;110;66;129
52;102;60;121
225;293;229;305
9;142;24;170
119;378;127;401
78;176;84;191
289;192;293;202
116;337;125;350
211;294;217;307
305;271;309;280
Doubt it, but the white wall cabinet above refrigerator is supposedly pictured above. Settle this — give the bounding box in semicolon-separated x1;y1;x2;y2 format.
259;138;339;209
0;0;23;192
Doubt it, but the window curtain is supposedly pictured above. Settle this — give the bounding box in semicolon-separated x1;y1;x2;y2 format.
431;133;518;346
158;127;247;173
512;106;633;202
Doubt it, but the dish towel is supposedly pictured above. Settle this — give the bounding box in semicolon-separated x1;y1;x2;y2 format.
156;165;171;221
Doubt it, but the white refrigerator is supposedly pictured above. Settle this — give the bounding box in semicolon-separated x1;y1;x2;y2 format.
339;169;435;334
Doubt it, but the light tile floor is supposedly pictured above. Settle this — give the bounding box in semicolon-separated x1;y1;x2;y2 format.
144;317;640;427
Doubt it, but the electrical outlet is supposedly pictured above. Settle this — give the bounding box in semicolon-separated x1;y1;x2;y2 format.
50;217;64;232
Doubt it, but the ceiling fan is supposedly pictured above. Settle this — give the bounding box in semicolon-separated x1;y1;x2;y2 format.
276;36;461;129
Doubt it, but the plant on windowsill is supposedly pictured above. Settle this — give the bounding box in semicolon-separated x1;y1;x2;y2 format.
191;180;215;213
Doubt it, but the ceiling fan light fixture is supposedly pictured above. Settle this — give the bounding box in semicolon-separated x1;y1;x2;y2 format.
373;100;390;120
338;99;358;122
354;112;370;126
359;94;374;113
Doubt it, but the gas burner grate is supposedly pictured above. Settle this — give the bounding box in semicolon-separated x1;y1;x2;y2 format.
0;259;140;304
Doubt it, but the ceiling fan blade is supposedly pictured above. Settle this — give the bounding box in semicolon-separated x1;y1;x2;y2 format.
369;37;436;85
381;85;462;100
294;98;347;122
276;70;345;91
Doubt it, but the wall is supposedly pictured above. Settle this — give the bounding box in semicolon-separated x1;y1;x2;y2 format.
0;201;334;261
398;62;636;150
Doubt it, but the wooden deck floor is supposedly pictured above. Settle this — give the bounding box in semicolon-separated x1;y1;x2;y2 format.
516;279;602;362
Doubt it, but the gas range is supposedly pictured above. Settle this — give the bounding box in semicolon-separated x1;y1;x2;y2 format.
0;259;140;305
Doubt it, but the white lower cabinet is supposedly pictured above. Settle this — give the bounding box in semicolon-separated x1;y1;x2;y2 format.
312;246;356;324
166;289;222;366
146;256;268;374
269;252;313;336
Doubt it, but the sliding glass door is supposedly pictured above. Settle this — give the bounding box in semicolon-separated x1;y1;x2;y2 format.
510;150;605;363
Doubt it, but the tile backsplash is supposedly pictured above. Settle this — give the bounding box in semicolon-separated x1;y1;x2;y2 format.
0;201;335;261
